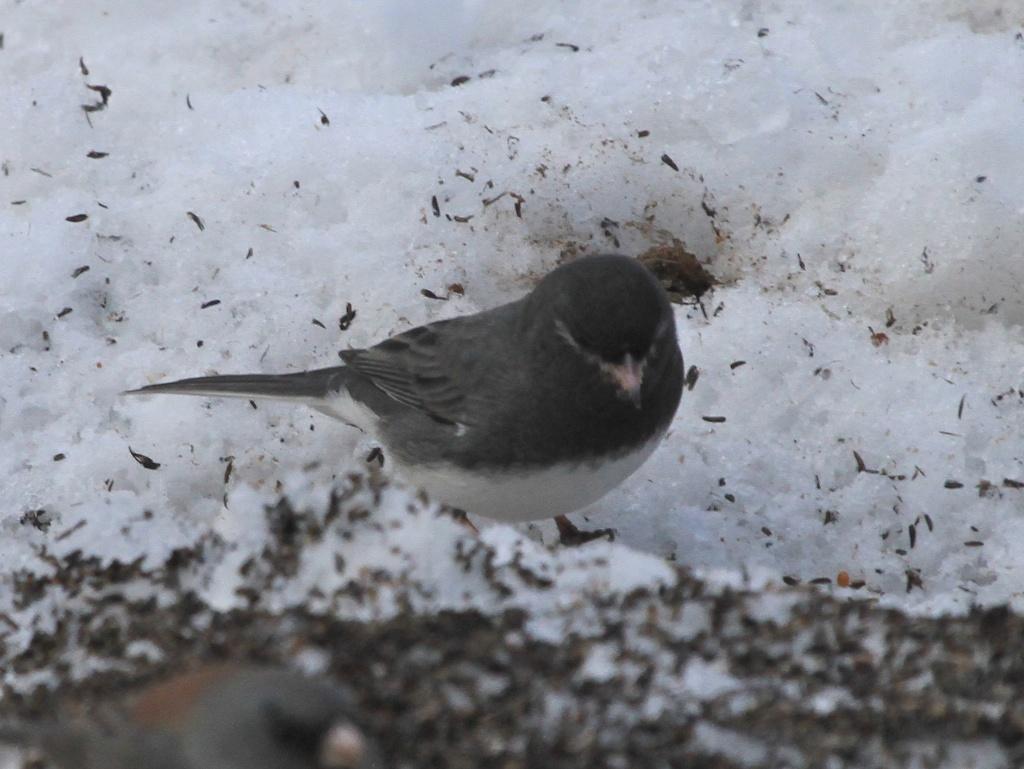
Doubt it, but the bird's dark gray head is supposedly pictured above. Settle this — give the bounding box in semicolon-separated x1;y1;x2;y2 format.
187;669;375;769
529;254;676;407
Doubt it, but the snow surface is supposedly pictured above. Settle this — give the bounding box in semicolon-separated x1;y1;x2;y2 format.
2;0;1024;655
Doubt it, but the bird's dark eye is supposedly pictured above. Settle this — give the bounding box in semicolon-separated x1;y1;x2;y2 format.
262;702;327;758
610;347;647;363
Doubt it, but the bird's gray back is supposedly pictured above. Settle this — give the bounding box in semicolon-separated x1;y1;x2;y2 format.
344;296;682;470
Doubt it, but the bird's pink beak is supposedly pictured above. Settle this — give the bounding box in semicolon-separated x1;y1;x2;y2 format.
604;354;644;408
320;722;367;768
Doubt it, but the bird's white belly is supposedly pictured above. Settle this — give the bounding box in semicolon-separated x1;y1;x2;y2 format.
392;436;664;523
318;387;666;522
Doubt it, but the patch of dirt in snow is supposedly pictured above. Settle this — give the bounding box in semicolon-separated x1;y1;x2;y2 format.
1;480;1021;769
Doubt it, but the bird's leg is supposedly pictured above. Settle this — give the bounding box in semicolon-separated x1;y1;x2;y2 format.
555;515;615;546
447;507;480;535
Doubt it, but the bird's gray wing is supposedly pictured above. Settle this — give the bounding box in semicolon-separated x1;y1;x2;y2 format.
341;313;509;427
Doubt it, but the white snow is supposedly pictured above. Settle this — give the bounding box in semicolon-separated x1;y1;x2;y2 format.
691;722;769;766
679;657;743;700
577;643;619;684
2;0;1024;679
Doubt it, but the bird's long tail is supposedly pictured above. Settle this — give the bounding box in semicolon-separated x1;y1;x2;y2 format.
0;722;32;745
0;721;83;751
123;366;350;401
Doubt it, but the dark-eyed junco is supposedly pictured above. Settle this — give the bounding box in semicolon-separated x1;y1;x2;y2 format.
126;254;685;543
0;665;378;769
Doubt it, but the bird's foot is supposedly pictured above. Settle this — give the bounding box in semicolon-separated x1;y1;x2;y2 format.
446;507;480;535
555;515;615;546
